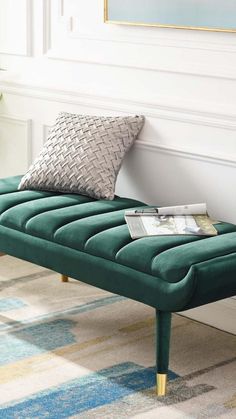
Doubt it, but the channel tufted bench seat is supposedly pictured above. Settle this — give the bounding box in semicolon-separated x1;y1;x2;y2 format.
1;175;236;396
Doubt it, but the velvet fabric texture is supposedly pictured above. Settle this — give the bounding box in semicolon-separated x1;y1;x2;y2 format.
1;176;236;312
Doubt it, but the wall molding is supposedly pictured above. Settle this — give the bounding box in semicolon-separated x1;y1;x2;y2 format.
42;121;236;168
0;0;32;56
1;80;236;129
43;0;51;54
25;0;33;57
45;0;236;53
1;81;235;167
47;50;236;81
42;1;236;80
25;0;33;56
0;114;32;166
43;0;74;53
136;140;236;168
58;0;74;33
42;124;51;143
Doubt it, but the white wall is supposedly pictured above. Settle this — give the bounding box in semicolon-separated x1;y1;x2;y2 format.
0;0;235;332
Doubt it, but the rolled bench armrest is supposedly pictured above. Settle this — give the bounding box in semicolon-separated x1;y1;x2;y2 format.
153;232;236;283
183;252;236;309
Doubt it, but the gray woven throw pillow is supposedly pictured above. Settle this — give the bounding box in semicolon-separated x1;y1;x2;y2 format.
18;112;145;199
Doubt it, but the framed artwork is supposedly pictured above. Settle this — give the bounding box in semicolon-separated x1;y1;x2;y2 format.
104;0;236;33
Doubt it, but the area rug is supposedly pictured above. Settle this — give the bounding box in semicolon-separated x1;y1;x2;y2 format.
0;255;235;418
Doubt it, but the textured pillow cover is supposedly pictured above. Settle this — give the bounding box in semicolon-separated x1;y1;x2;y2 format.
18;112;145;200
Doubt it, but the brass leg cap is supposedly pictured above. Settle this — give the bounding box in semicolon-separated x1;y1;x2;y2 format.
61;275;69;282
157;373;167;396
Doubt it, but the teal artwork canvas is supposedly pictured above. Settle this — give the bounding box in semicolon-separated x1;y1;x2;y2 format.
105;0;236;32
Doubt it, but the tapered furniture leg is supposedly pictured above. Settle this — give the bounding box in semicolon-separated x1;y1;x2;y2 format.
156;309;172;396
61;274;69;282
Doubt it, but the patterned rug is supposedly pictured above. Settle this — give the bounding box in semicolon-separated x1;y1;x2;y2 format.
0;255;235;418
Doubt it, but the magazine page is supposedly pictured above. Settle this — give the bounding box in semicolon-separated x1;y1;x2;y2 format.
125;214;218;239
125;203;207;217
157;203;207;216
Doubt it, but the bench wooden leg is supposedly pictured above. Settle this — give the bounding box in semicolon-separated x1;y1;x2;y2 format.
156;309;172;396
61;275;69;282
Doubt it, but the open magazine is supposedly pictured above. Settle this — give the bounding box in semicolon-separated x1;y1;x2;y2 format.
125;203;219;239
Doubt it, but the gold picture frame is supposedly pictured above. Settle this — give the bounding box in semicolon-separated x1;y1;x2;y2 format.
104;0;236;33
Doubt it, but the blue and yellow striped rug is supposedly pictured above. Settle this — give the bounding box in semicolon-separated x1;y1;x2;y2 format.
0;255;235;418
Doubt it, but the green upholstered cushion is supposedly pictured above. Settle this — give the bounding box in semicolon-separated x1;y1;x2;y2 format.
0;175;236;311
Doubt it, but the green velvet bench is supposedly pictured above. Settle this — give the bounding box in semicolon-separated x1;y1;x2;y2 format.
1;175;236;396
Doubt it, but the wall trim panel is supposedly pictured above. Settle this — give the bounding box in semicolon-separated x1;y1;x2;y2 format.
41;0;236;80
46;47;236;81
1;80;236;129
136;140;236;168
0;114;32;175
42;124;51;144
41;127;236;169
43;0;51;54
0;0;32;56
43;0;236;54
1;81;236;168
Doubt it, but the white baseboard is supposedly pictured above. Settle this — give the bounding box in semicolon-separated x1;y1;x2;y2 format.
181;298;236;335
